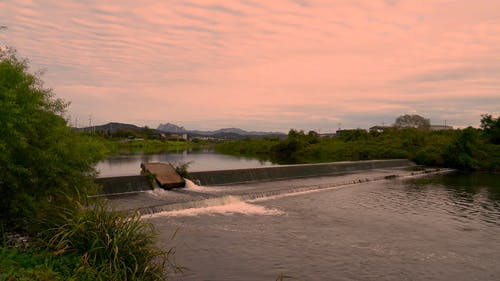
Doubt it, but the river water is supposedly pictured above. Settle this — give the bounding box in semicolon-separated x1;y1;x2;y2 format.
96;149;275;177
149;172;500;281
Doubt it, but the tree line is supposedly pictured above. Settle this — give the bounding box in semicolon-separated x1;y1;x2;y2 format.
216;116;500;172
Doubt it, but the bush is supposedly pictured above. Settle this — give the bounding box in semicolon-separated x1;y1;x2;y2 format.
44;201;173;281
174;162;191;178
0;49;106;232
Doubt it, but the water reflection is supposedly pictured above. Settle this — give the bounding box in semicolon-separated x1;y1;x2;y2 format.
153;172;500;281
96;149;276;177
403;173;500;226
408;172;500;201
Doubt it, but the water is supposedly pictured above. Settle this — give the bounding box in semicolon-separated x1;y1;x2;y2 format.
96;149;275;177
149;173;500;281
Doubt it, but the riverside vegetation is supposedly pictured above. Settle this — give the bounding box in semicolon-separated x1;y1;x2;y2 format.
215;116;500;172
2;46;499;280
0;49;177;280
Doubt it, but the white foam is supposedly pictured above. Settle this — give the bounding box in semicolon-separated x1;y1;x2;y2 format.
184;178;222;192
144;196;283;218
146;187;171;197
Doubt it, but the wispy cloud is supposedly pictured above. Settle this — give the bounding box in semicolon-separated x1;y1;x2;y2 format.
1;0;499;131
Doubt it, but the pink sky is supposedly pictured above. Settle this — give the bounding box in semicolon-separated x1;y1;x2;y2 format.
1;0;499;132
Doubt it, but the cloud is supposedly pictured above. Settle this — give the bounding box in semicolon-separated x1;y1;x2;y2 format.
1;0;499;131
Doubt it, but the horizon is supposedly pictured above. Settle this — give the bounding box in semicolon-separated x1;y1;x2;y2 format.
85;118;458;134
1;0;499;132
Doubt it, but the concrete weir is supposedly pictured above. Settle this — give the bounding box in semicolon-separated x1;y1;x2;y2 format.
189;159;415;186
95;159;417;196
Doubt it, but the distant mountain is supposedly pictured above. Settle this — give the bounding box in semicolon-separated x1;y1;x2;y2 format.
77;122;141;133
79;121;286;139
157;123;286;138
157;123;186;133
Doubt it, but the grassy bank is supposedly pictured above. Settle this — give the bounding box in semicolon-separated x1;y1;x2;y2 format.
215;118;500;172
1;201;177;281
105;139;193;155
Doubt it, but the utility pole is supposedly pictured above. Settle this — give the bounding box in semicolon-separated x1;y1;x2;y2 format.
88;115;92;134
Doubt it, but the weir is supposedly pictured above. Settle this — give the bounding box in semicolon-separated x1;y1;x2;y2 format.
95;175;151;195
96;159;415;195
97;159;453;215
188;159;415;186
107;166;453;215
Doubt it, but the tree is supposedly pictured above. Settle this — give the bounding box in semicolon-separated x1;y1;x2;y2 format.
480;114;500;144
394;114;430;129
0;49;106;231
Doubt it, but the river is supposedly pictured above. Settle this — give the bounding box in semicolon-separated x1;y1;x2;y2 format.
96;149;276;177
148;172;500;281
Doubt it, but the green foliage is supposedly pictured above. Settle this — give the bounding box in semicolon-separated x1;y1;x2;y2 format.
481;114;500;144
43;201;173;281
215;120;500;172
0;243;82;281
1;49;176;280
443;127;482;170
105;139;192;155
0;201;176;281
0;50;106;232
394;114;430;129
174;162;191;178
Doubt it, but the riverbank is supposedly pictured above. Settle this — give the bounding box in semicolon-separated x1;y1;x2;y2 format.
215;126;500;172
104;139;199;155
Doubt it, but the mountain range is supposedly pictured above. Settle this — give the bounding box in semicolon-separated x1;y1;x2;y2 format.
80;122;286;139
158;123;285;136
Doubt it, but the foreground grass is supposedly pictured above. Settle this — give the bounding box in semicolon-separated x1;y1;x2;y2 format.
0;245;82;281
1;201;177;281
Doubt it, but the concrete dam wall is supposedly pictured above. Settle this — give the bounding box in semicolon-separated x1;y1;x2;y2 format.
95;175;151;195
189;159;415;186
95;159;415;194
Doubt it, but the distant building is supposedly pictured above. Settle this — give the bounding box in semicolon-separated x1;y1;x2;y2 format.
369;126;391;133
319;133;337;138
430;125;453;131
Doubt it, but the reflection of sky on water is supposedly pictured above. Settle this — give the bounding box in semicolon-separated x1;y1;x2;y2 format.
150;173;500;281
96;150;276;177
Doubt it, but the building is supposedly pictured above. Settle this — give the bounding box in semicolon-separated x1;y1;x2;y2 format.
369;126;392;133
430;125;453;131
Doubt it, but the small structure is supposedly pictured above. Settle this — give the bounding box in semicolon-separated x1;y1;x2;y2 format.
141;162;185;189
369;126;391;133
430;125;453;131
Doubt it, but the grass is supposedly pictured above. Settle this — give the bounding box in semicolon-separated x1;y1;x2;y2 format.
1;200;179;281
0;245;77;281
43;200;174;280
106;139;192;155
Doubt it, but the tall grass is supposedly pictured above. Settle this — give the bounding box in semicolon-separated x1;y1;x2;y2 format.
43;201;175;281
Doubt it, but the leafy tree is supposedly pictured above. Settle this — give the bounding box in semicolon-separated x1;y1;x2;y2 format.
443;127;482;170
0;49;106;231
480;114;500;144
394;114;430;129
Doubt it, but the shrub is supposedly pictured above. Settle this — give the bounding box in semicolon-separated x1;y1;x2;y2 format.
174;162;191;178
43;200;173;281
0;49;106;232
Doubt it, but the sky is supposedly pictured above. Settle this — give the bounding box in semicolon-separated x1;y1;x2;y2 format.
1;0;499;132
